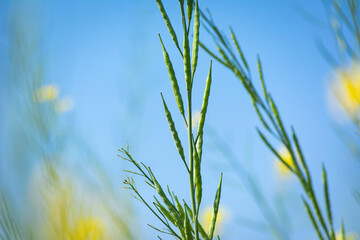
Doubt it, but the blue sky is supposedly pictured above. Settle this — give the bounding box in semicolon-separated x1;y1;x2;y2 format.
1;0;360;239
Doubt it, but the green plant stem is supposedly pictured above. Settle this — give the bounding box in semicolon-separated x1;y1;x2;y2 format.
187;90;199;240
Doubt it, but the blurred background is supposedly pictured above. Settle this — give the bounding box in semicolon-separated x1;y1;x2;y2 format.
0;0;359;239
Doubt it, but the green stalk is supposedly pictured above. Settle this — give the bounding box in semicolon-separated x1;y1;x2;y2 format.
187;91;199;240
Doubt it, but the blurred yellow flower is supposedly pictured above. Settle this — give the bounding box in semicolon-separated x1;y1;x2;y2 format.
73;217;105;240
200;206;226;236
332;61;360;117
35;85;59;102
192;110;201;130
29;164;112;240
275;147;295;177
335;231;357;240
55;97;74;114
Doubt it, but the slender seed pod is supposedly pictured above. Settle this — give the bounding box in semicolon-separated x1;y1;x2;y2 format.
322;165;335;239
302;197;324;240
191;0;200;82
155;199;177;226
184;201;210;240
268;96;290;145
196;61;212;148
256;55;268;102
161;93;187;168
183;20;192;92
256;129;294;173
187;0;193;29
230;27;249;73
196;133;203;164
253;99;271;133
150;170;182;226
193;143;202;207
159;35;185;118
341;220;345;240
184;204;193;240
174;195;185;220
155;0;181;52
208;173;223;240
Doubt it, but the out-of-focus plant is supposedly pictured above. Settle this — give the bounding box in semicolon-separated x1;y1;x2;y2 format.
206;127;292;240
1;2;139;239
200;10;345;240
119;0;224;239
315;0;360;160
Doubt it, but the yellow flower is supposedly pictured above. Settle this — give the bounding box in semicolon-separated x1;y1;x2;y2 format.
192;110;201;130
274;147;295;177
73;217;105;240
332;61;360;117
200;206;226;236
335;231;357;240
35;85;59;102
29;164;110;240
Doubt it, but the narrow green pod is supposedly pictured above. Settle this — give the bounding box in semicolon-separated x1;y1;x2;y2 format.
150;170;182;226
340;220;345;240
268;95;290;145
256;129;295;174
292;128;311;183
184;203;193;240
155;0;180;51
196;61;212;160
230;27;249;72
183;22;192;91
193;143;202;207
256;56;268;102
159;35;185;118
208;173;223;240
322;165;335;239
196;133;203;164
184;201;210;240
155;198;176;226
161;93;186;165
187;0;193;29
174;195;185;220
252;99;271;133
302;197;324;240
199;42;230;68
191;0;200;81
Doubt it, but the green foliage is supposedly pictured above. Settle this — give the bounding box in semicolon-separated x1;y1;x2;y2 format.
200;10;342;240
120;0;223;239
